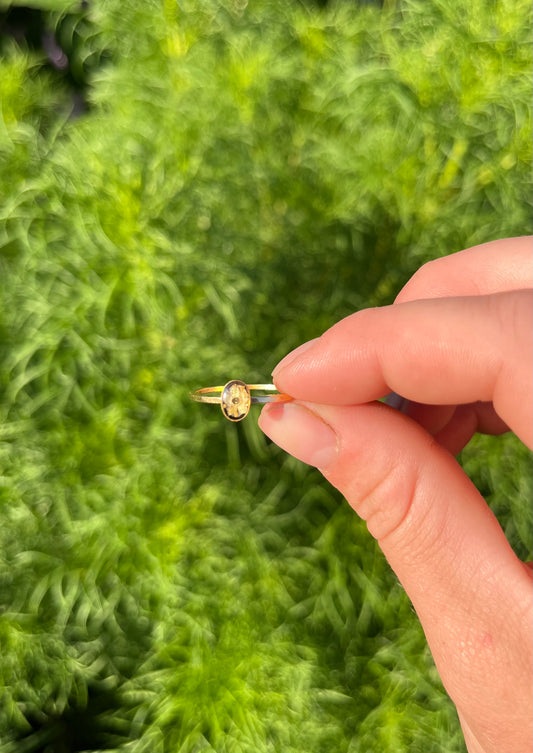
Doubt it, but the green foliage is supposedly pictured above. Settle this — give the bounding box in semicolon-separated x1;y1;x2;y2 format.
0;0;531;751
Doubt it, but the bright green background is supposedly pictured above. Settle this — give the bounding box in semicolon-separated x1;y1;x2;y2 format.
0;0;531;751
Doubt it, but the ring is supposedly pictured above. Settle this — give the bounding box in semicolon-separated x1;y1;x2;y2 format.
189;380;292;422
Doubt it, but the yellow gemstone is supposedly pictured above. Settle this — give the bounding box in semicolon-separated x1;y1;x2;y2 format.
221;380;251;422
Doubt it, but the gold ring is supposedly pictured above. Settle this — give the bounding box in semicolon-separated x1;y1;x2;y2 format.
190;380;292;422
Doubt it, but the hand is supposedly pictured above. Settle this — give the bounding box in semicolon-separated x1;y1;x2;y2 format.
259;237;533;753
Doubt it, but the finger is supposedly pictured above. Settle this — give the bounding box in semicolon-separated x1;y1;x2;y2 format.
432;404;479;456
395;236;533;303
272;291;533;448
390;401;456;434
393;401;509;454
258;400;533;753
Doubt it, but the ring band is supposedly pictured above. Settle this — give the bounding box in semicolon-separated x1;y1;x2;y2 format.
190;380;292;422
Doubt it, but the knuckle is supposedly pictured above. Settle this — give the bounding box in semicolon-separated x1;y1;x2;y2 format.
490;290;533;397
354;442;450;565
352;453;416;537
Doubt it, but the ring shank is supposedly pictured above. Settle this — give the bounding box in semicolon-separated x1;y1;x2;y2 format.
189;383;291;405
250;394;291;404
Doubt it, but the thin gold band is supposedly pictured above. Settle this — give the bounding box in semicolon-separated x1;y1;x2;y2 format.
190;380;292;422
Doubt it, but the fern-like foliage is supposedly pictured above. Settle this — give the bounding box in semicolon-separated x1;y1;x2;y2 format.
0;1;531;751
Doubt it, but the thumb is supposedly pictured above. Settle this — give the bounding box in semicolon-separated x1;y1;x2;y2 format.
258;400;532;753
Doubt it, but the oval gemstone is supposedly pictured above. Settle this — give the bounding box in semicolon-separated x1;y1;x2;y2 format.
221;380;251;422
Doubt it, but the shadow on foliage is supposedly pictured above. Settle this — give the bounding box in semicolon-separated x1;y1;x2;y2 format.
14;683;136;753
0;2;106;117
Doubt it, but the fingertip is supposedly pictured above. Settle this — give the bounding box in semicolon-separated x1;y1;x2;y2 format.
271;338;320;379
258;401;338;470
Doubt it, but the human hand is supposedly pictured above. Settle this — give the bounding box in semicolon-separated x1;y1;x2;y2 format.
258;237;533;753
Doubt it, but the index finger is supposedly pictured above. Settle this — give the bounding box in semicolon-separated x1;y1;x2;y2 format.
272;290;533;447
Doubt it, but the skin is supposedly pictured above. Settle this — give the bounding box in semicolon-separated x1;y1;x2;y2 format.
258;236;533;753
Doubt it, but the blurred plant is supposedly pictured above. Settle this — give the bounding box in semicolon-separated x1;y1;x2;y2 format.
0;0;531;751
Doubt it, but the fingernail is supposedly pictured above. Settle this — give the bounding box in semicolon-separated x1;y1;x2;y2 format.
258;402;338;470
272;338;319;378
